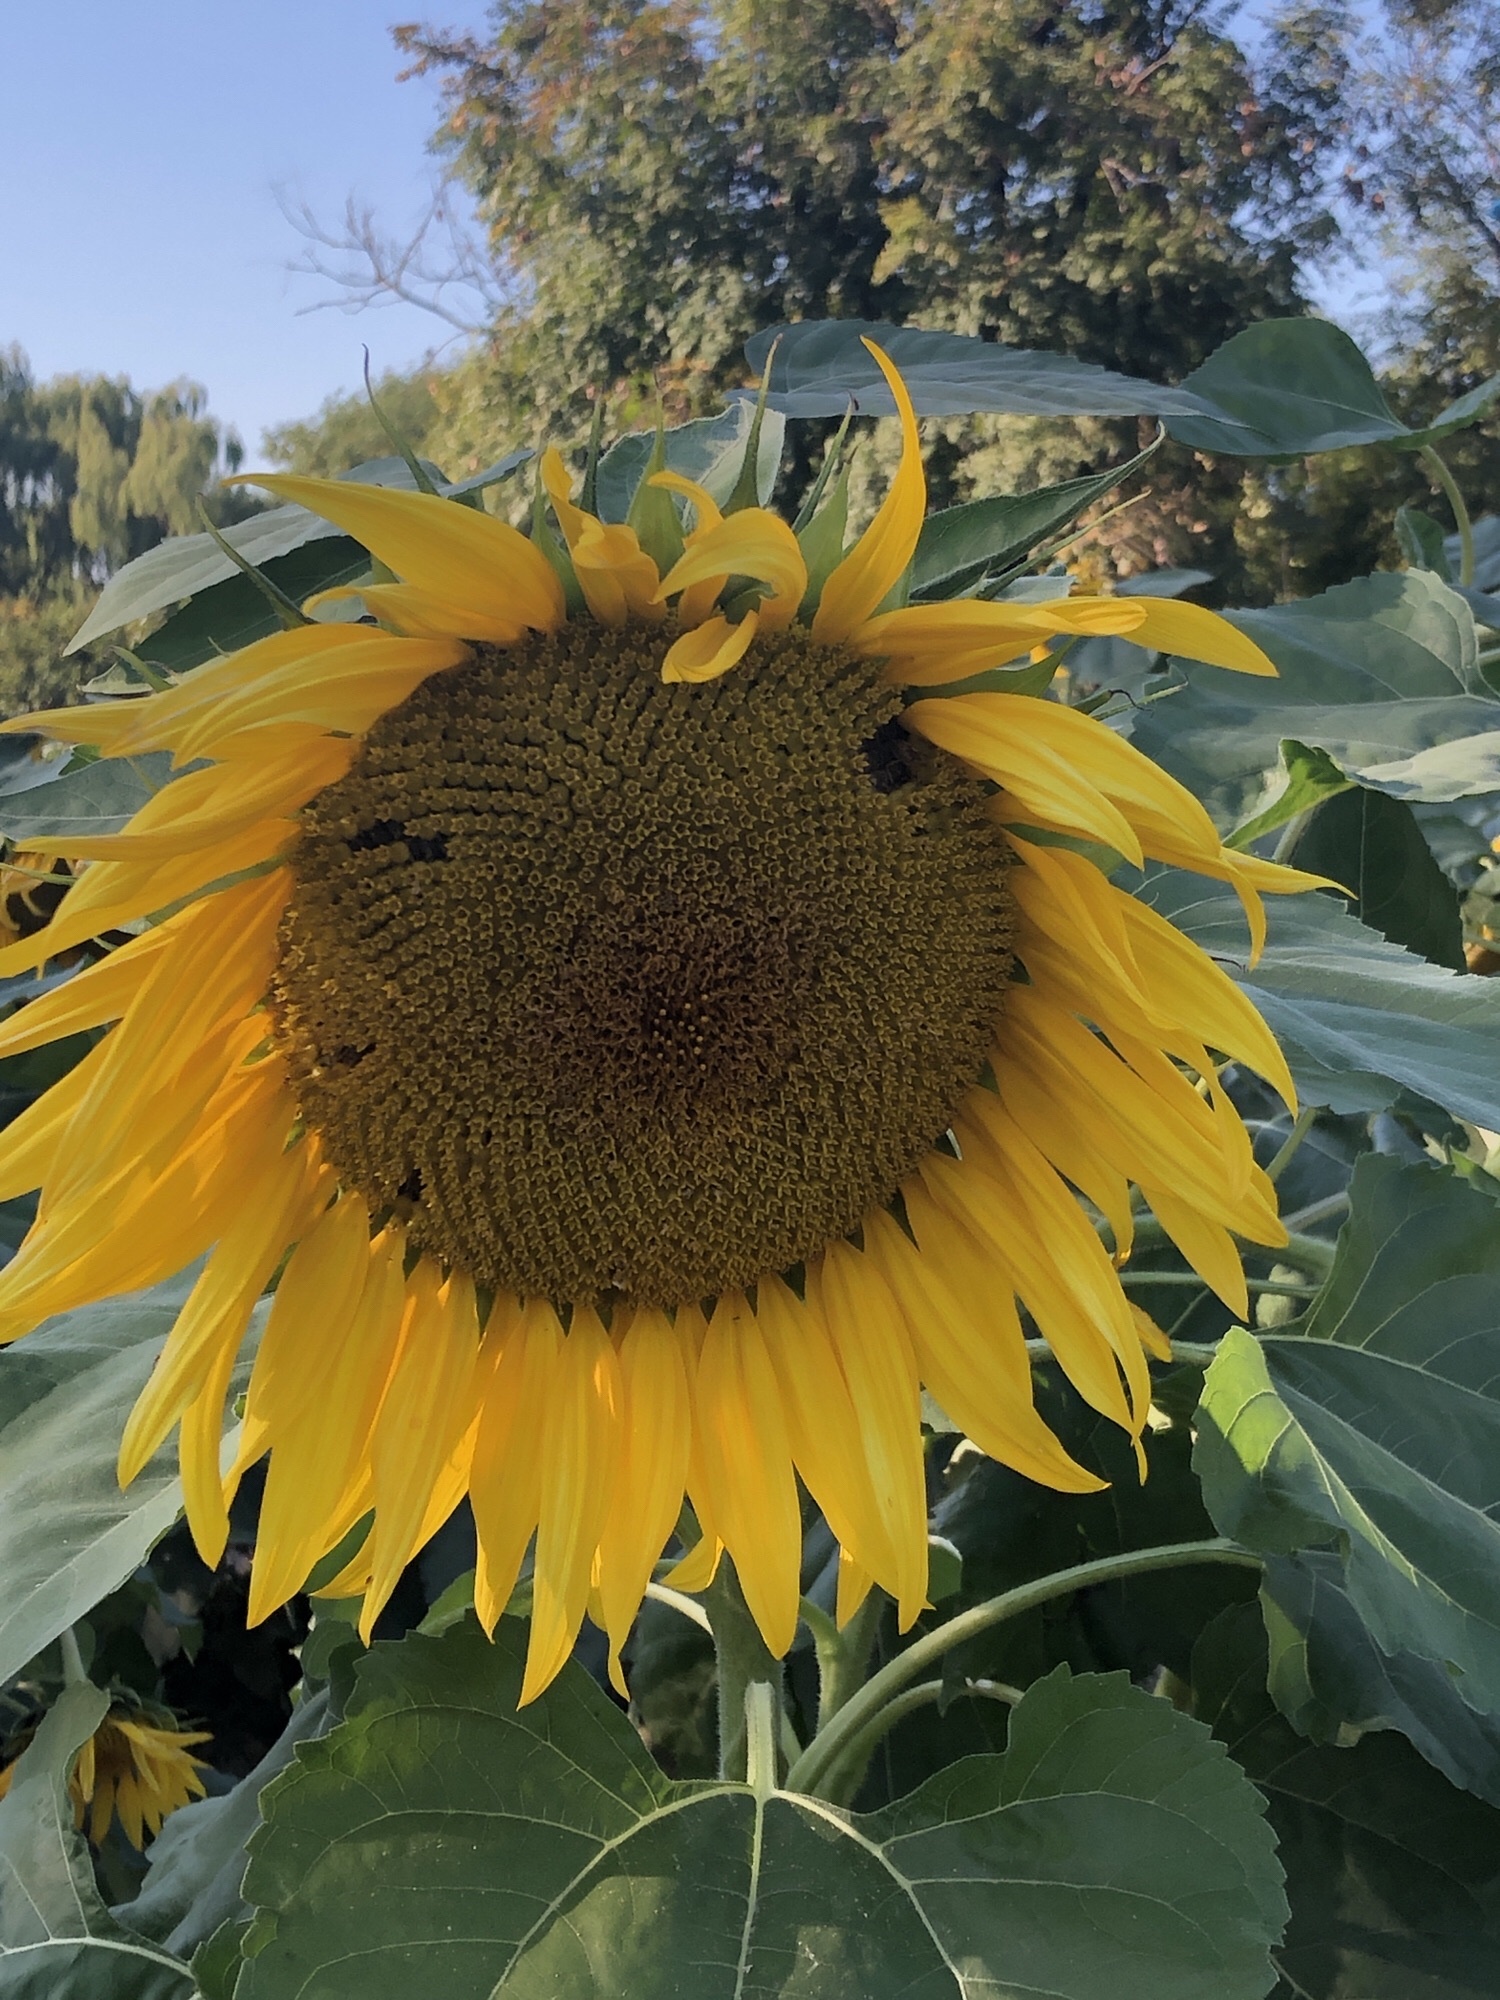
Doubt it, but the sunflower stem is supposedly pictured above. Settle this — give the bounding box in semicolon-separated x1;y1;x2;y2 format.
1419;444;1474;586
706;1558;785;1782
1266;1105;1318;1184
784;1539;1261;1801
59;1626;88;1686
1280;1228;1338;1278
807;1588;883;1732
744;1682;780;1798
814;1677;1023;1810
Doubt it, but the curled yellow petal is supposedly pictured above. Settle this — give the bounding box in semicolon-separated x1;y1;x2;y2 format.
812;340;924;642
661;610;760;684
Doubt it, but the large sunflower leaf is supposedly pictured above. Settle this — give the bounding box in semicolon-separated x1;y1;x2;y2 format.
1165;321;1500;458
0;1275;263;1685
0;1680;197;1998
742;318;1500;458
744;319;1212;419
0;753;174;843
1195;1155;1500;1753
1128;570;1500;827
239;1620;1284;2000
1141;870;1500;1125
1193;1603;1500;2000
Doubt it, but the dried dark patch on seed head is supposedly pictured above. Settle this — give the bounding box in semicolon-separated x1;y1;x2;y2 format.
269;622;1015;1306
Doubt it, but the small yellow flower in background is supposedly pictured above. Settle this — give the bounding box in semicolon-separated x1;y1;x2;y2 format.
0;1705;210;1849
0;852;76;953
0;343;1326;1704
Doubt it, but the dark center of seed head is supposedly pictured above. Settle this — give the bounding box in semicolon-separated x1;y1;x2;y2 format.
269;622;1016;1308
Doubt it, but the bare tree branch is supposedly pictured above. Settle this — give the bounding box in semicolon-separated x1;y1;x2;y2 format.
277;180;510;337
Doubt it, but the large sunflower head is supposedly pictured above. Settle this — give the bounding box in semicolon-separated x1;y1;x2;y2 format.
0;344;1322;1702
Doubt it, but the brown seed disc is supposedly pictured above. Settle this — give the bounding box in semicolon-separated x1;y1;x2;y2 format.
269;621;1016;1306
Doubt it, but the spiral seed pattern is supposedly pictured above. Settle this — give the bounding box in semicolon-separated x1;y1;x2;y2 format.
269;622;1015;1305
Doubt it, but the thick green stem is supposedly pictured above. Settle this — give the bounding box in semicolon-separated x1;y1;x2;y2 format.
784;1539;1261;1799
1420;444;1475;587
816;1677;1023;1808
706;1558;785;1782
1120;1270;1318;1297
803;1588;883;1731
1281;1228;1337;1278
1280;1190;1349;1232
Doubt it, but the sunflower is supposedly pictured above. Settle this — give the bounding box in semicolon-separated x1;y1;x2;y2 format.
0;1703;210;1849
0;345;1320;1702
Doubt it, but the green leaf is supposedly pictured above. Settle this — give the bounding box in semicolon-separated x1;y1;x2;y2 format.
136;535;371;677
1195;1602;1500;2000
1287;786;1465;969
1226;740;1353;850
1129;571;1499;827
0;755;174;844
1140;867;1500;1125
1449;513;1500;593
1261;1551;1500;1806
0;1274;263;1685
1395;504;1453;579
120;1695;331;1962
592;402;785;524
1165;322;1500;459
910;438;1160;600
66;455;490;655
744;319;1211;419
1195;1156;1500;1737
240;1620;1284;1999
0;1681;197;1998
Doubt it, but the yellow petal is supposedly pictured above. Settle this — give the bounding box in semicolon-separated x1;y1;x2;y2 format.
1114;597;1278;676
756;1271;899;1595
877;1195;1105;1492
856;597;1147;685
522;1304;622;1703
594;1305;692;1688
691;1291;803;1657
660;610;759;684
470;1296;559;1632
655;511;806;632
360;1262;481;1638
234;473;565;642
813;341;924;642
540;448;663;626
908;700;1145;862
809;1242;929;1630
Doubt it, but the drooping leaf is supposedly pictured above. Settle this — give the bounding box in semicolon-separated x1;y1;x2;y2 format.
1195;1156;1500;1752
1140;867;1500;1125
0;1681;197;1998
1129;571;1499;827
743;319;1211;419
1227;740;1354;849
1261;1551;1500;1807
240;1620;1285;2000
1287;786;1466;968
0;754;174;844
0;1275;263;1685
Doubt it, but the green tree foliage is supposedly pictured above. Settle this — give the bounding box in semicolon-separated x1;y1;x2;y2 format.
0;349;243;714
391;0;1346;464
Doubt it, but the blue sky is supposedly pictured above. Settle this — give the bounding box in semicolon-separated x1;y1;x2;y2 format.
2;2;482;457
